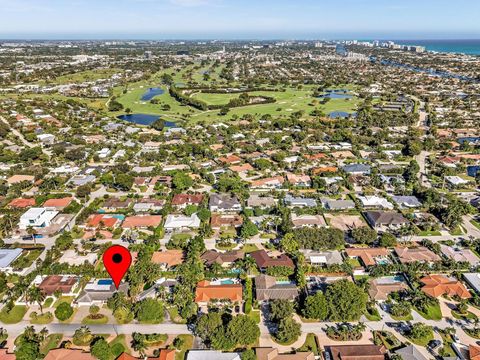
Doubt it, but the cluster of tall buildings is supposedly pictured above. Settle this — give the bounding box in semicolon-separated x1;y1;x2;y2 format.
354;40;426;53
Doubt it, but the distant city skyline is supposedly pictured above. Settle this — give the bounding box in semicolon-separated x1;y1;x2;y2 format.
1;0;480;40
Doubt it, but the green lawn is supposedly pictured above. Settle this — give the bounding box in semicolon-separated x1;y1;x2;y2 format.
241;244;259;253
418;230;442;236
347;258;362;268
406;332;434;347
449;226;465;236
296;333;319;355
248;310;261;324
171;233;192;242
11;249;43;269
110;334;130;357
175;334;194;360
471;219;480;230
0;305;28;324
373;331;402;350
168;306;187;324
439;331;456;357
364;308;382;321
82;314;109;324
111;69;361;125
43;297;54;308
414;304;442;320
451;310;478;321
30;311;54;324
53;296;74;307
40;334;63;355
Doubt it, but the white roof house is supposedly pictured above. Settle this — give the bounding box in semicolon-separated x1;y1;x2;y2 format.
51;165;80;174
358;195;394;210
186;351;241;360
97;148;111;159
19;207;58;229
37;133;55;144
164;214;201;230
445;176;469;186
113;149;126;159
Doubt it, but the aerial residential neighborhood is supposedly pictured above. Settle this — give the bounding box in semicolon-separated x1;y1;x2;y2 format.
1;1;480;360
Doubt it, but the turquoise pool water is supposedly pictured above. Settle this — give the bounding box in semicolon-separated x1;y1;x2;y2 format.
98;279;113;285
221;279;235;285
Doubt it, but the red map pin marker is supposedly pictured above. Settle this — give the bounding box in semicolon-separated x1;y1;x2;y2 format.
103;245;132;289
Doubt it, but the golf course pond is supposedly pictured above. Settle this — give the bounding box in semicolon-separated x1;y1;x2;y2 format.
117;113;176;127
140;87;165;101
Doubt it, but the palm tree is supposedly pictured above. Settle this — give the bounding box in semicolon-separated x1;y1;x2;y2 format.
131;332;147;357
23;326;37;342
39;327;49;342
27;287;46;314
73;326;92;345
26;225;37;245
0;327;8;343
237;256;257;275
210;263;222;276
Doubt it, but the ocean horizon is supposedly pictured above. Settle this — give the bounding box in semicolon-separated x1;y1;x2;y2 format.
391;39;480;55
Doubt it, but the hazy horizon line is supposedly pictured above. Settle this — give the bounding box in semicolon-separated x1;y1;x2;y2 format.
1;36;480;42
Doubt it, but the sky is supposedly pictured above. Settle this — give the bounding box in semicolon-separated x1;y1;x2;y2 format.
1;0;480;40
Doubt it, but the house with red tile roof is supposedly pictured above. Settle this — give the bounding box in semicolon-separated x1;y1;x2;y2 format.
201;250;244;268
153;349;176;360
230;163;254;173
86;214;122;229
304;153;328;161
116;354;138;360
195;280;243;305
312;166;338;175
122;215;162;229
250;250;294;272
250;176;285;189
44;348;95;360
210;214;243;229
0;349;15;360
8;197;35;208
7;174;35;185
394;246;441;264
345;248;389;267
116;349;176;360
420;274;471;299
172;193;204;208
218;154;242;165
327;345;386;360
469;345;480;360
38;275;79;296
43;197;73;209
151;250;185;269
286;173;311;187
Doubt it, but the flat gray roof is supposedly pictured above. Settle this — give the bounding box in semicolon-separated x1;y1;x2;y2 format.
0;248;23;268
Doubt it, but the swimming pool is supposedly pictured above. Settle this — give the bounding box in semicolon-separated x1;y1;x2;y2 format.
276;280;294;285
98;279;113;285
376;275;405;285
221;279;235;285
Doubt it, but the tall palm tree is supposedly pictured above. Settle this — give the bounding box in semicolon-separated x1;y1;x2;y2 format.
27;287;46;314
26;225;37;245
237;256;257;275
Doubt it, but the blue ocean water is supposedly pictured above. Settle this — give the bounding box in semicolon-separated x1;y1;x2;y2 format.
395;39;480;55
